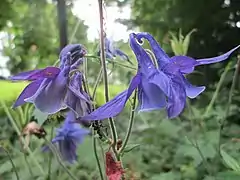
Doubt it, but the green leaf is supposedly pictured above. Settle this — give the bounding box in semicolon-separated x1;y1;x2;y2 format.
177;137;216;167
182;29;196;55
220;148;240;172
169;31;182;55
122;144;140;154
203;176;216;180
216;171;240;180
77;137;96;169
150;172;180;180
32;109;48;126
158;119;182;138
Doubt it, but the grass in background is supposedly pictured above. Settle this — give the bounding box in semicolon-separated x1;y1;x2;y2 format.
0;80;28;102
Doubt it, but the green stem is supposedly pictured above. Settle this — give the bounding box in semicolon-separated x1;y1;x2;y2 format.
0;101;45;175
185;100;212;175
47;126;54;180
218;58;240;153
92;68;110;144
69;19;82;43
53;59;60;67
18;107;25;127
204;62;232;116
98;138;107;178
98;0;118;148
83;58;90;95
44;138;79;180
86;55;137;71
109;61;136;71
92;68;103;101
1;146;19;180
92;130;105;180
119;90;137;155
187;137;212;175
24;154;34;178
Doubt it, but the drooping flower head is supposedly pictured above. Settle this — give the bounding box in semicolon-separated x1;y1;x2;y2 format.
11;44;91;117
59;44;86;69
80;32;239;121
97;37;133;64
43;111;89;163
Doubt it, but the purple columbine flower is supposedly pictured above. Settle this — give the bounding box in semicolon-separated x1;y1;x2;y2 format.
80;32;239;120
98;37;133;64
65;71;92;117
43;111;89;163
135;32;240;74
11;45;90;117
59;44;86;69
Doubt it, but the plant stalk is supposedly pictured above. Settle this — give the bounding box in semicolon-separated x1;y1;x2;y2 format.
119;89;137;155
92;130;105;180
218;58;240;153
204;62;232;116
1;146;19;180
44;138;79;180
98;0;118;150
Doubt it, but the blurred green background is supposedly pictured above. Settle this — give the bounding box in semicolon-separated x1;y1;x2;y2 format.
1;0;240;179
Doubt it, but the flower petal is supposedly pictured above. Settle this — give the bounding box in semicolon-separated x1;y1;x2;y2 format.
60;44;85;67
149;71;186;118
41;136;64;152
67;73;90;102
69;129;89;140
137;77;166;112
12;79;43;108
129;34;157;76
70;58;84;70
170;56;198;74
80;74;141;121
105;37;115;54
166;79;186;118
66;91;90;117
182;77;205;98
196;45;240;65
106;52;114;59
66;73;91;117
26;65;70;114
10;67;60;81
134;32;171;68
60;44;83;58
10;70;41;81
59;140;77;163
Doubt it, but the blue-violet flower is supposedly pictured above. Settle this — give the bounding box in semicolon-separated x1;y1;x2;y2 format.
11;45;90;117
98;37;133;64
80;32;239;120
44;111;89;163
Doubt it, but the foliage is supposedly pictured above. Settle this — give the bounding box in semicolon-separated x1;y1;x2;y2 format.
1;0;88;74
0;0;14;30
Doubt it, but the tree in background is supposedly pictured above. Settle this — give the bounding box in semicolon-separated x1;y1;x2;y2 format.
130;0;240;58
0;0;88;74
0;0;14;30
